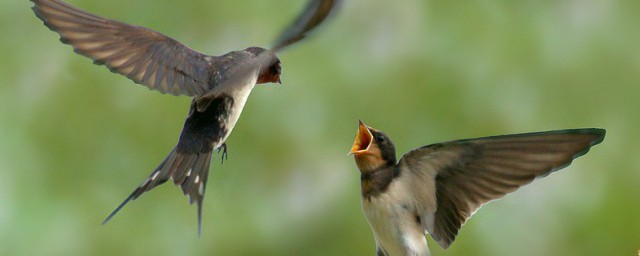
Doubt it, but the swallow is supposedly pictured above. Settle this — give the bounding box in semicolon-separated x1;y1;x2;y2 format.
349;121;605;256
31;0;341;234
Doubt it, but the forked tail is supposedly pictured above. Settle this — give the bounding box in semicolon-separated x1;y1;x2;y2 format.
102;147;213;236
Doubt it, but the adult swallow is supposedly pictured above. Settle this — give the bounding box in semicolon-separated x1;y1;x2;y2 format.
349;121;605;256
31;0;341;234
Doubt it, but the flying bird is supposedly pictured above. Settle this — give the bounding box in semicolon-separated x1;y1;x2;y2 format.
31;0;341;234
349;120;605;256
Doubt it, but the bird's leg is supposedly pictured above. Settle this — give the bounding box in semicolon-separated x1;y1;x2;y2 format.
218;143;228;164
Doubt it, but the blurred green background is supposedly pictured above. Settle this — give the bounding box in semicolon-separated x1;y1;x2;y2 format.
2;0;639;255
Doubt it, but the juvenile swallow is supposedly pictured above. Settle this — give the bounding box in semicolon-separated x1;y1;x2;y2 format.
349;121;605;256
31;0;341;234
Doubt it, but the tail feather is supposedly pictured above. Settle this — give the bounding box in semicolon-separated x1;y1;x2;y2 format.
174;151;213;236
102;147;214;235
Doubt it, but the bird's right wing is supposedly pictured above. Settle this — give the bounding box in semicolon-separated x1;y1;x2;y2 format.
32;0;216;96
397;129;605;249
272;0;342;51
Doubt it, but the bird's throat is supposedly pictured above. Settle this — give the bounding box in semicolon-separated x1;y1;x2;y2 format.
359;163;398;199
354;153;387;173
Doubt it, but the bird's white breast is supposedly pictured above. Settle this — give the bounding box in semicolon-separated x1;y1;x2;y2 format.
218;81;255;147
362;178;431;256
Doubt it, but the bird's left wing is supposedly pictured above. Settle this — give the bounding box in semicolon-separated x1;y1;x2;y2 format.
271;0;342;51
397;129;605;249
32;0;215;96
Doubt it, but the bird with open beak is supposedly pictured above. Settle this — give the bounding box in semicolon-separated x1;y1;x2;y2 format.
31;0;341;235
349;120;605;256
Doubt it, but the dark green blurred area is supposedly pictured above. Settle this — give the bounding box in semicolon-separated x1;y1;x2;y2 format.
2;0;639;255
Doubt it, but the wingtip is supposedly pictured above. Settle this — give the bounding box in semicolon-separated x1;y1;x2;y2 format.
569;128;607;147
271;0;342;51
591;128;607;146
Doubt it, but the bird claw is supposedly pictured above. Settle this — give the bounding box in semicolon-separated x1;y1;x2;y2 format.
218;143;228;164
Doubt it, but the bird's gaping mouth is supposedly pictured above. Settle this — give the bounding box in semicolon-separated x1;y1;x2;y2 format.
349;120;373;155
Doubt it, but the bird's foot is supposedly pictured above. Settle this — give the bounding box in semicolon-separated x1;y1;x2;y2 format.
218;143;228;164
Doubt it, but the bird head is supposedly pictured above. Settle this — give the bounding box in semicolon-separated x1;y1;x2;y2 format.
245;47;282;85
349;120;397;172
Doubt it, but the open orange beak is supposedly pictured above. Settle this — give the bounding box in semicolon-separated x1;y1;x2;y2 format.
349;120;373;155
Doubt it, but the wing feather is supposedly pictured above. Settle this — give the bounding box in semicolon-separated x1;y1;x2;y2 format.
398;129;605;248
272;0;342;51
32;0;215;96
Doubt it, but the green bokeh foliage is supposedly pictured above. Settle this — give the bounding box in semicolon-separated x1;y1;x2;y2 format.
1;0;639;255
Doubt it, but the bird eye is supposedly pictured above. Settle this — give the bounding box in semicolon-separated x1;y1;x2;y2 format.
377;135;385;142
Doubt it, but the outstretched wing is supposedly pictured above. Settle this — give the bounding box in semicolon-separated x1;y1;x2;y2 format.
397;129;605;249
31;0;215;96
272;0;342;51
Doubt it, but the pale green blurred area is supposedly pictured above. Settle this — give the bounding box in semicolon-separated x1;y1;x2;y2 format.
1;0;639;255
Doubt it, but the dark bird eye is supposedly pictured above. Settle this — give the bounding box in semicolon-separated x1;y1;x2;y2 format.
377;135;385;142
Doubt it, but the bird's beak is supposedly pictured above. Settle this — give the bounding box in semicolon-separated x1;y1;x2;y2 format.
349;120;373;155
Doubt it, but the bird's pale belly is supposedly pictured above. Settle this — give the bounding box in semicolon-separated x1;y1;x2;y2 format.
362;187;430;256
219;83;254;146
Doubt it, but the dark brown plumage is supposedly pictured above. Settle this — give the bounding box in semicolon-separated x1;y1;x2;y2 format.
350;120;605;255
31;0;341;235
